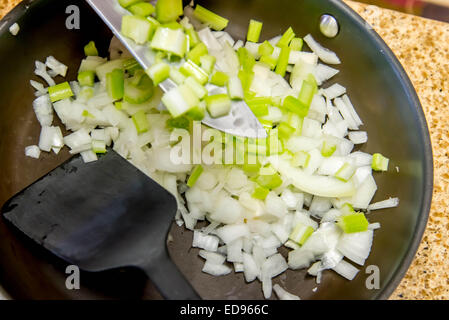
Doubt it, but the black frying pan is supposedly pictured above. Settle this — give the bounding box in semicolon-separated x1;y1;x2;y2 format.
0;0;432;299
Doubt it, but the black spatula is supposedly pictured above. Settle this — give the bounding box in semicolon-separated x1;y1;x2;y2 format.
1;150;200;300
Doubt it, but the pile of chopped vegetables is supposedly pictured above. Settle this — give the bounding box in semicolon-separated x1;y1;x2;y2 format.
25;0;400;300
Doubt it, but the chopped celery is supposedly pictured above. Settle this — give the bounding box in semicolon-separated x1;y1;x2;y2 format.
184;76;207;99
283;95;309;117
123;58;143;75
238;69;254;92
210;71;229;86
290;37;303;51
84;41;98;56
275;46;291;77
227;76;244;100
277;27;295;47
114;101;123;110
77;70;95;87
292;150;310;168
132;109;150;134
289;223;314;245
121;15;156;45
237;47;255;72
187;165;204;187
187;42;208;65
337;213;369;233
287;112;303;131
150;26;186;57
321;140;337;157
252;186;270;200
155;0;183;23
146;62;170;85
193;5;229;31
307;73;318;95
259;55;277;70
247;19;263;43
249;103;269;117
92;140;107;154
258;40;274;56
205;94;231;118
278;122;295;140
298;79;315;108
256;172;282;189
128;2;155;16
243;162;261;174
335;163;357;182
162;85;198;117
340;203;356;215
48;82;74;102
162;21;183;30
199;54;216;74
372;153;389;171
96;59;125;83
124;73;154;104
186;102;206;121
106;69;124;101
118;0;140;8
180;60;209;85
166;116;191;131
169;68;187;85
185;27;201;47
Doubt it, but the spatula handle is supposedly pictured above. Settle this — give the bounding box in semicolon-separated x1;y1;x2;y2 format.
144;254;200;300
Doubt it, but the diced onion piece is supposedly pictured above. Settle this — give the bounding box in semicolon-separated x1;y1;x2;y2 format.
368;197;399;211
25;145;41;159
9;23;20;36
198;250;226;264
337;230;373;266
303;34;341;64
92;140;106;154
202;261;232;276
348;131;368;145
273;284;300;300
332;259;359;280
215;224;250;244
45;56;68;77
33;94;53;127
192;230;219;251
242;252;260;282
80;150;98;163
288;248;315;270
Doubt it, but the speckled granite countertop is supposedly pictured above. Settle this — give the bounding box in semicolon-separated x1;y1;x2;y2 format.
0;0;448;300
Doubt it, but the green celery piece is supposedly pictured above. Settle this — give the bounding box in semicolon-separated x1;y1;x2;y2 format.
114;101;123;110
258;40;274;56
298;80;315;109
278;122;295;140
132;109;150;134
162;21;183;30
289;223;314;245
185;27;201;47
187;42;208;65
128;2;155;16
277;27;295;47
290;37;303;51
156;0;183;23
210;71;229;86
146;62;170;85
187;165;204;187
248;102;269;117
337;213;369;233
237;47;255;72
48;82;74;103
186;102;206;121
106;68;125;101
123;58;143;75
199;54;216;75
77;70;95;87
84;41;98;56
275;46;291;77
335;163;356;182
166;116;191;131
121;15;155;45
123;73;154;104
205;94;231;118
180;60;209;85
259;55;277;70
193;5;229;31
238;69;254;92
283;95;309;117
372;153;389;171
118;0;141;8
247;19;263;43
256;172;282;189
92;140;107;154
321;140;337;157
252;186;270;200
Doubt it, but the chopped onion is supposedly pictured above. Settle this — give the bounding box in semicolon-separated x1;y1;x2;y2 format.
368;197;399;211
332;259;359;280
273;284;300;300
25;145;41;159
303;34;341;64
